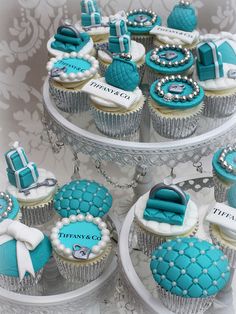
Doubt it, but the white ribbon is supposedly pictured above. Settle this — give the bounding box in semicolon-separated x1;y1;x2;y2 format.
14;162;38;189
0;219;44;281
91;12;97;25
83;0;96;14
118;34;130;52
6;141;28;172
110;11;127;36
197;41;221;78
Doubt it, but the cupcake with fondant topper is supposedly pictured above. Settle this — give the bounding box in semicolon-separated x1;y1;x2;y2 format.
47;52;99;113
145;44;194;82
212;145;236;203
5;142;58;226
0;192;21;222
126;8;162;50
0;219;51;291
134;183;199;257
51;214;112;283
53;179;112;219
151;1;199;50
97;11;146;80
47;20;95;58
150;237;230;314
148;75;205;139
194;33;236;117
82;53;145;138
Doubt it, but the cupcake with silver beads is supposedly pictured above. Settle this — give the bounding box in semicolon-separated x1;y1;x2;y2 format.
148;75;205;139
0;192;21;222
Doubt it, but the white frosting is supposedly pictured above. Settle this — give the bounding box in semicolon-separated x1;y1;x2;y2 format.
47;36;94;57
98;40;145;64
199;32;236;43
7;168;57;203
75;18;109;36
134;191;198;236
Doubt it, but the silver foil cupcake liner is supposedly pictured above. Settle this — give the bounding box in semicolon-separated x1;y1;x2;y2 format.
49;79;89;113
0;269;44;292
212;170;231;203
157;285;215;314
203;93;236;118
21;199;54;226
148;100;203;139
90;103;144;138
135;221;199;257
131;34;154;51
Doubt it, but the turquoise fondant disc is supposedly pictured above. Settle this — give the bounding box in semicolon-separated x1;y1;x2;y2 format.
127;13;162;34
0;194;20;222
212;149;236;183
53;57;91;75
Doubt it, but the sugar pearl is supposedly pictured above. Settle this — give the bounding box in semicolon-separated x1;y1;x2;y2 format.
92;245;100;254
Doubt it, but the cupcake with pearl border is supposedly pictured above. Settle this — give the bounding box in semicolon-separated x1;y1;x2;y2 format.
134;184;199;257
0;192;21;222
50;214;112;283
150;237;230;314
47;52;99;113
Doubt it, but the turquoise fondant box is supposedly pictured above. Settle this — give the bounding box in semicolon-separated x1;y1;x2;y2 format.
197;60;224;81
109;36;130;53
81;0;99;14
81;12;101;27
110;20;127;37
7;162;39;189
197;43;217;66
5;147;29;172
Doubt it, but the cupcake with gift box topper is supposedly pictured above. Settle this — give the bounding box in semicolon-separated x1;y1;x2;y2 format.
134;183;199;257
82;53;145;138
150;237;230;314
0;192;21;222
97;11;146;80
0;219;51;291
47;52;99;113
126;8;162;51
151;1;199;51
5;142;58;226
47;20;95;58
212;145;236;203
148;75;205;139
51;214;112;283
145;44;194;82
194;33;236;117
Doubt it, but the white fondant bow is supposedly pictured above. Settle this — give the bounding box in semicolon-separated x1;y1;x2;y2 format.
109;10;127;26
0;219;44;281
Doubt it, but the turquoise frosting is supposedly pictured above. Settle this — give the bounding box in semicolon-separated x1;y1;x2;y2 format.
51;30;90;53
212;149;236;184
0;194;20;222
0;236;51;277
146;49;194;75
53;58;91;75
105;56;140;91
227;184;236;208
54;180;112;218
150;237;230;298
150;79;204;109
167;4;197;32
127;13;161;34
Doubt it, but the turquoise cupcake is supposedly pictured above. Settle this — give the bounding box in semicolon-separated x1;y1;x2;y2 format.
150;237;230;314
0;192;21;222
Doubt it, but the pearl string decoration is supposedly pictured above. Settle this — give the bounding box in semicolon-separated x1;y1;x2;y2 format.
0;192;13;219
150;45;191;67
218;146;236;174
126;9;157;27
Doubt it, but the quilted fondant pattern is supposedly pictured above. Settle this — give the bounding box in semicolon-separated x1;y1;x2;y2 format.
144;208;184;225
167;4;197;32
54;180;112;218
150;237;230;298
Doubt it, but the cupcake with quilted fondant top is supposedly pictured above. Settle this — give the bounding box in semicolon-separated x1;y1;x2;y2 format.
51;214;112;283
145;44;194;82
150;237;230;314
0;192;21;222
54;179;112;218
0;219;51;291
135;183;199;257
47;52;99;113
126;9;162;50
148;75;205;139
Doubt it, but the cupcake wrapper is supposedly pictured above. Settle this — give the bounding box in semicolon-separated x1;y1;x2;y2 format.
212;170;231;203
49;79;89;113
135;221;199;257
203;93;236;118
0;269;44;292
157;285;215;314
90;103;144;138
131;34;153;51
148;100;203;139
21;199;54;226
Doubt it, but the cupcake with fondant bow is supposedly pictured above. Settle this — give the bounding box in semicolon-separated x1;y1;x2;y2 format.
148;75;205;139
82;53;145;138
134;183;199;257
47;52;99;113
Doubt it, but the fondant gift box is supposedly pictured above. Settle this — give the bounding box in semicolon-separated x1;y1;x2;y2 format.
109;35;130;53
110;18;128;37
5;143;29;172
7;162;39;190
82;12;101;27
81;0;99;14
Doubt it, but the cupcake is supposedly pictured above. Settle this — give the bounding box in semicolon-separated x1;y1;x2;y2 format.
150;237;230;314
0;219;51;291
0;192;21;222
148;75;205;139
53;179;112;218
47;52;99;113
5;142;58;226
126;9;162;50
194;33;236;117
145;44;194;82
151;1;199;51
134;183;199;257
98;11;146;81
212;146;236;203
51;214;112;283
47;20;95;58
83;54;145;138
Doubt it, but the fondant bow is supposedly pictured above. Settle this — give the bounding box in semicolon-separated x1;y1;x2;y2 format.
0;219;44;281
